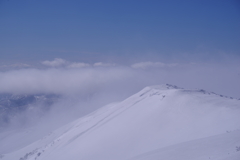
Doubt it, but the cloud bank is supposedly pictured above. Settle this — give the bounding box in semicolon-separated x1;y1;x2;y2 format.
1;59;240;98
1;60;240;98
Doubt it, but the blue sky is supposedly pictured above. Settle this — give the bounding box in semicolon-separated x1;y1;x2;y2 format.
0;0;240;64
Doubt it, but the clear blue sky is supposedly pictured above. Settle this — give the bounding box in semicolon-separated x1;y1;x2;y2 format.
0;0;240;64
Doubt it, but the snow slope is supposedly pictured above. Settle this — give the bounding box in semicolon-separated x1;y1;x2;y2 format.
130;130;240;160
1;84;240;160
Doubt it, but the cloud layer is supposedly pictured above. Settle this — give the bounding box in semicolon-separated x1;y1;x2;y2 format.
0;59;239;98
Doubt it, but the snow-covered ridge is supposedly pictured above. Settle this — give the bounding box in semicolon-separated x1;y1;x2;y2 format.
143;84;183;90
1;84;240;160
145;84;239;100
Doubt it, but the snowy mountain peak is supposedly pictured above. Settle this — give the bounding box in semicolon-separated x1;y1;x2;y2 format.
135;84;182;98
1;84;240;160
144;84;183;91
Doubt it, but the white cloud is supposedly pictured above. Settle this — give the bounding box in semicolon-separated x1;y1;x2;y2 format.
67;62;90;68
131;61;178;69
41;59;116;68
42;58;67;67
93;62;116;67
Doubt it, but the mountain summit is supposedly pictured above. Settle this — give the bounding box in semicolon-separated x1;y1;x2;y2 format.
1;84;240;160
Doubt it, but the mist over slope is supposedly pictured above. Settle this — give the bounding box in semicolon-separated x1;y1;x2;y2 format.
0;94;59;128
1;84;240;160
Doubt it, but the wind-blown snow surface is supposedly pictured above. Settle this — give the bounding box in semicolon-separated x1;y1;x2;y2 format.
1;84;240;160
